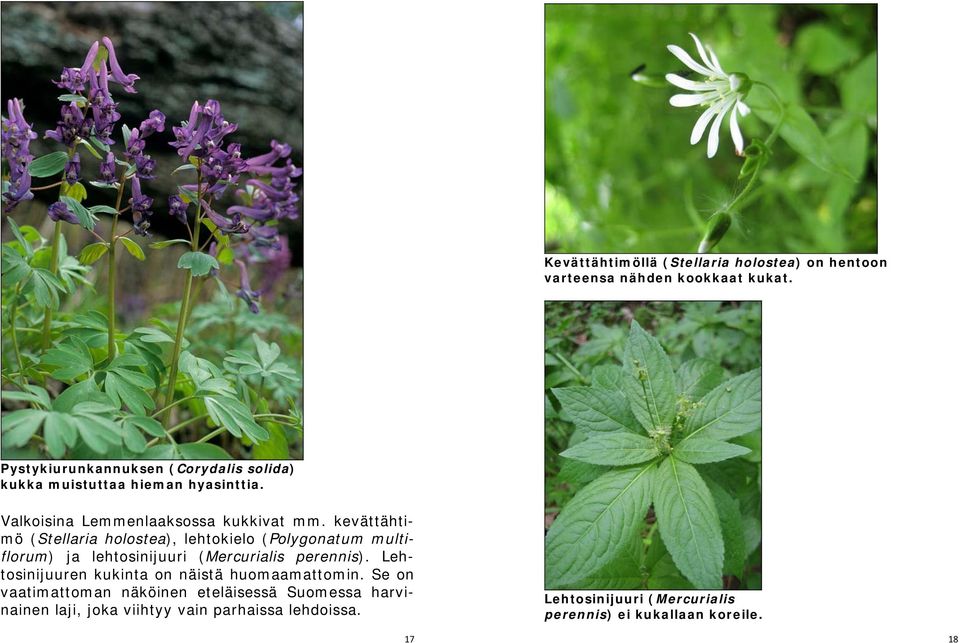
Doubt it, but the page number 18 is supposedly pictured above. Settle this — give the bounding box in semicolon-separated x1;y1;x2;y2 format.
948;636;957;643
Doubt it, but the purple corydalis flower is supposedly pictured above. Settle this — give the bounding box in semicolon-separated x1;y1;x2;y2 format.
44;102;87;146
48;201;79;225
101;36;139;93
53;40;100;93
129;175;153;236
99;152;117;182
235;260;261;314
201;199;249;234
65;153;81;185
2;98;37;212
168;195;189;226
139;110;165;137
170;99;237;162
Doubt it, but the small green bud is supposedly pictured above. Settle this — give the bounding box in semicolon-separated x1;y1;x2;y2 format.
697;211;732;254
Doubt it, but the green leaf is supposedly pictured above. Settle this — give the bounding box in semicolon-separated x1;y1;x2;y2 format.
224;350;262;375
134;326;174;344
252;334;280;369
60;196;97;231
251;424;290;459
43;412;78;458
552;386;639;434
53;379;115;413
63;181;87;202
794;24;859;75
178;443;233;459
574;531;645;589
124;415;166;438
673;436;751;464
1;409;46;447
58;93;87;103
676;359;725;402
44;338;93;380
177;251;219;277
74;413;122;454
122;123;131;149
591;365;622;390
150;239;190;249
7;218;33;259
120;421;148;453
203;396;269;443
104;371;155;415
88;205;119;215
119;237;145;261
78;138;104;160
78;242;109;265
840;51;877;120
561;432;659;466
621;321;676;435
27;151;68;178
653;456;724;589
707;481;746;577
685;369;761;442
1;385;51;410
172;163;197;174
545;462;657;588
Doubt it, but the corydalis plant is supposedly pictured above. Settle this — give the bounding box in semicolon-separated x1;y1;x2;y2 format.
545;321;761;590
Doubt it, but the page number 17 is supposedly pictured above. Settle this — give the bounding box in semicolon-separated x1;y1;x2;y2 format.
405;637;415;643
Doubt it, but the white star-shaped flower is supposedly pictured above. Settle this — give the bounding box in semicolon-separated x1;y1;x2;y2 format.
666;33;751;158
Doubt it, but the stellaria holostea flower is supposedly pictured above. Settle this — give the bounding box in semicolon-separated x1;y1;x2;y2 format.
666;33;751;158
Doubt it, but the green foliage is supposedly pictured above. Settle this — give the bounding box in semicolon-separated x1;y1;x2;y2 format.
545;4;877;252
546;304;761;589
177;251;219;277
27;151;68;178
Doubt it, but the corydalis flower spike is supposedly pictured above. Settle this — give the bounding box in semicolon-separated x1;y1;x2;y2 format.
2;98;36;212
101;36;139;93
665;33;751;158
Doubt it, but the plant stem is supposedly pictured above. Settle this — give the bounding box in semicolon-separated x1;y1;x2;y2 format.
106;175;127;361
196;426;226;444
161;167;204;428
151;396;197;419
40;221;62;349
145;413;210;448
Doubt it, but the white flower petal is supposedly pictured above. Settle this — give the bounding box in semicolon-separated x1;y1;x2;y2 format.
706;45;726;75
688;33;721;75
666;44;715;77
670;92;717;107
707;98;734;158
665;73;714;91
729;105;743;153
690;101;724;144
737;100;750;116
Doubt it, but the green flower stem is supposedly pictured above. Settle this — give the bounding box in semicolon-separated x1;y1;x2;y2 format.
106;174;128;361
196;426;226;444
150;395;198;419
144;413;211;448
161;168;205;428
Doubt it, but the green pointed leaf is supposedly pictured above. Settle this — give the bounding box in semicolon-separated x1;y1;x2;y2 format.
78;242;110;265
104;371;155;415
673;436;751;464
44;338;93;380
59;93;87;103
1;409;46;447
177;251;218;277
78;137;104;160
685;369;761;442
676;359;725;402
840;51;877;120
124;415;166;438
149;239;190;249
653;457;724;589
561;432;658;466
707;480;746;577
88;205;119;215
252;334;280;369
545;462;657;588
119;236;145;261
60;195;97;231
621;321;676;434
203;395;269;443
574;531;645;589
63;181;87;202
27;151;68;178
134;326;174;344
7;218;33;259
552;386;639;434
120;421;148;453
74;413;122;454
52;379;115;413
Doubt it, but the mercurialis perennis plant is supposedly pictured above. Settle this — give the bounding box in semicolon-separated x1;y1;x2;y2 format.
545;321;761;590
1;36;303;460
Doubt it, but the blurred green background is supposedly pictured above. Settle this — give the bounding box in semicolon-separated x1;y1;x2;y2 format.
545;4;877;253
